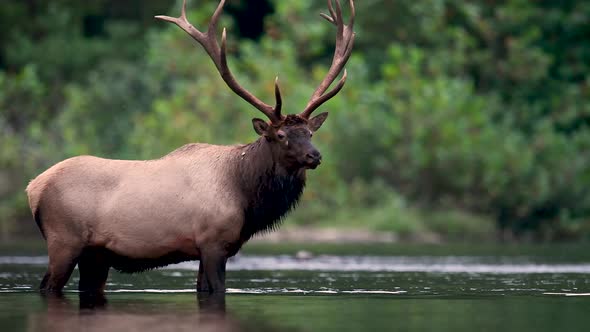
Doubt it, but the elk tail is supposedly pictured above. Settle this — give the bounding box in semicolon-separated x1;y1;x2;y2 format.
33;207;46;239
26;177;47;239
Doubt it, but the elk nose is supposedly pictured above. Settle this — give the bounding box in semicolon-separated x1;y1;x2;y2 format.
306;150;322;163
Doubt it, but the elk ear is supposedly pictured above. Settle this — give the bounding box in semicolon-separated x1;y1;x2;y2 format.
252;118;270;136
308;112;329;132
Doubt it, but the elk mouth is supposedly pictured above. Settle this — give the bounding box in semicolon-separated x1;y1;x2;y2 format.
307;161;321;169
304;156;322;169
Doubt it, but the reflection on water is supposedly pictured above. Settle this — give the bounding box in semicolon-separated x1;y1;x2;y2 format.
7;290;590;332
28;293;278;332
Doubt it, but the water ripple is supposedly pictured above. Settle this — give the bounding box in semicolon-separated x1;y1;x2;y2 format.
2;255;590;274
103;288;407;295
187;255;590;274
543;292;590;297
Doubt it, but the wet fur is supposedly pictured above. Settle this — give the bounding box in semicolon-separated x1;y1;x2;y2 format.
102;248;197;273
234;136;306;241
241;169;305;240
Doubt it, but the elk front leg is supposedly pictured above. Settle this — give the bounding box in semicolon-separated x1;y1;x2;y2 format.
197;250;227;293
197;261;209;293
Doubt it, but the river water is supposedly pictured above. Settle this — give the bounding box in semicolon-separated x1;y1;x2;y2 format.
1;243;589;331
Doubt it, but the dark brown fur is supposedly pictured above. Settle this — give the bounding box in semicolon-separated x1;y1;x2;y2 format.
237;138;306;241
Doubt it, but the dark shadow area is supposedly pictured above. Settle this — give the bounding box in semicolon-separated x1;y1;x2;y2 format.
225;0;274;41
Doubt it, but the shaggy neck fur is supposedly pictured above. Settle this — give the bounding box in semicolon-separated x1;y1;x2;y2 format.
236;138;306;241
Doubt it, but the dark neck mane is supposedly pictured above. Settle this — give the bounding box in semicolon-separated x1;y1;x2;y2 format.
236;138;306;241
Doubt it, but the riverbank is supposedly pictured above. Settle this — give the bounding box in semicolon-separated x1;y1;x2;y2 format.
251;226;440;244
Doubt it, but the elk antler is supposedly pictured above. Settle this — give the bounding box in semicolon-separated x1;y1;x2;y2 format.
155;0;283;124
300;0;355;119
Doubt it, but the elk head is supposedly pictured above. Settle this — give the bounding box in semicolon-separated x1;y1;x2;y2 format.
156;0;355;170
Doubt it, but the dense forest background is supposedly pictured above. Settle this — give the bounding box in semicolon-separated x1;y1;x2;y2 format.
1;0;589;242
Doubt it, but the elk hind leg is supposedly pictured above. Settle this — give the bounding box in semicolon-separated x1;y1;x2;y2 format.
41;241;81;294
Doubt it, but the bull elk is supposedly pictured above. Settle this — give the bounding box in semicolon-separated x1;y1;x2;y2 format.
26;0;355;294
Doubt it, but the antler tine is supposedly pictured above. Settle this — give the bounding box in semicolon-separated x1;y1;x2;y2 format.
348;0;355;33
300;0;355;119
208;0;225;33
335;0;344;37
155;0;204;44
319;13;334;24
303;70;348;116
328;0;337;24
156;0;283;124
274;77;283;117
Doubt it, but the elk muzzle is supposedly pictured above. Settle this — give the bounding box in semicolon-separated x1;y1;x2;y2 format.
305;148;322;169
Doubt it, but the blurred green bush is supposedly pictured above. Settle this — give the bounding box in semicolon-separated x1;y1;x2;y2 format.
0;0;588;242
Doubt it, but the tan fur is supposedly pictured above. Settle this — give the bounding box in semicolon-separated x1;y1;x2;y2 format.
27;144;247;259
27;142;267;293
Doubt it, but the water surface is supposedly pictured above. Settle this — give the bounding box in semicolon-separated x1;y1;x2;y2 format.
1;243;589;331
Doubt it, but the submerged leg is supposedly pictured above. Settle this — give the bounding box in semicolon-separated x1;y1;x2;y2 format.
198;250;227;293
78;248;110;293
197;292;226;313
77;248;110;308
197;261;210;293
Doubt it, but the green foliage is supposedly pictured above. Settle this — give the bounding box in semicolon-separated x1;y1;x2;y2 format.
0;0;589;241
58;61;158;158
0;66;45;229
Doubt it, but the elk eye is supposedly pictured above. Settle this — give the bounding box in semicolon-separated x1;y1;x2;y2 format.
277;132;286;140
